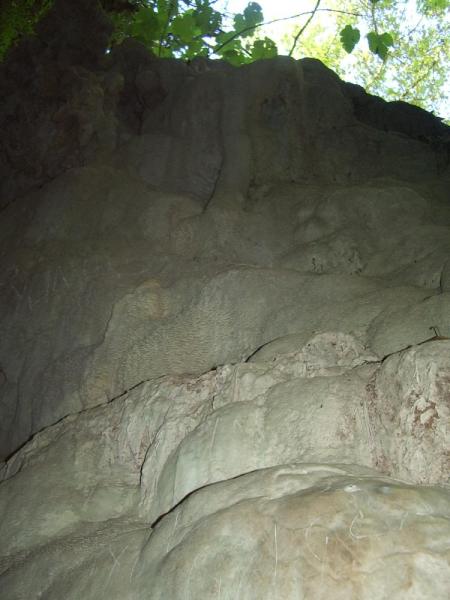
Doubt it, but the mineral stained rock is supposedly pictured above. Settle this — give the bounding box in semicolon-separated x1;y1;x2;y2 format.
0;0;449;598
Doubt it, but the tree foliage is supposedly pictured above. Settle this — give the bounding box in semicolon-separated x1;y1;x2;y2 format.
0;0;52;59
107;0;274;64
282;0;449;119
0;0;448;118
0;0;400;64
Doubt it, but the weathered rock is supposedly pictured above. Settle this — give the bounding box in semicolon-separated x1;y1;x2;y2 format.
368;292;450;357
1;340;447;557
0;0;449;596
1;2;449;458
373;341;450;484
0;0;116;208
134;465;450;600
2;462;449;599
441;258;450;291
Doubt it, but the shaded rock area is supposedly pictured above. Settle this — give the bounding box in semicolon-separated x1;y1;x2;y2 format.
0;0;449;598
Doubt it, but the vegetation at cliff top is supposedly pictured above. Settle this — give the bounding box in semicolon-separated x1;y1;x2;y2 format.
0;0;448;119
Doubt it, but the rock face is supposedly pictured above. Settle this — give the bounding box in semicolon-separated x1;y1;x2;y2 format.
0;1;449;598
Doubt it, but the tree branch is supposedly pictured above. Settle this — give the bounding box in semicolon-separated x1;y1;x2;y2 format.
289;0;321;58
212;6;362;57
399;57;439;100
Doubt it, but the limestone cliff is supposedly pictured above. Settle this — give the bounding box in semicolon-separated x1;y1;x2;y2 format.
0;1;449;598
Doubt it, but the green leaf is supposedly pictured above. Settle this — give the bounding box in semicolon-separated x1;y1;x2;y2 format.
215;32;247;61
157;0;177;18
340;25;360;54
171;12;197;43
233;13;246;33
216;30;237;47
243;2;264;25
194;4;222;35
184;38;205;58
129;6;160;46
367;31;394;60
233;2;263;37
216;30;229;42
221;48;249;66
251;37;278;60
417;0;448;14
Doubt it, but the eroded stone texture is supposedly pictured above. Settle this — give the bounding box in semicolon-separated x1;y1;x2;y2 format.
1;340;448;581
0;0;116;208
374;341;450;484
0;0;449;597
1;12;450;457
1;461;449;599
134;465;450;600
2;176;448;458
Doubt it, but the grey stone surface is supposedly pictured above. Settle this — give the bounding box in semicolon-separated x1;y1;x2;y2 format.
373;341;450;484
1;344;449;597
441;258;450;291
0;0;449;597
134;465;450;600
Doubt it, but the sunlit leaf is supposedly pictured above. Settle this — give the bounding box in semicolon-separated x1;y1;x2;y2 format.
171;12;197;43
243;2;263;25
234;2;263;37
157;0;177;18
251;37;278;60
185;37;205;58
194;4;221;34
417;0;448;13
340;24;360;54
367;31;394;60
129;6;160;45
216;30;237;46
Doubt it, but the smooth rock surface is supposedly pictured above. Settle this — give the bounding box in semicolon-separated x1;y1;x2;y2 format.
135;465;450;600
